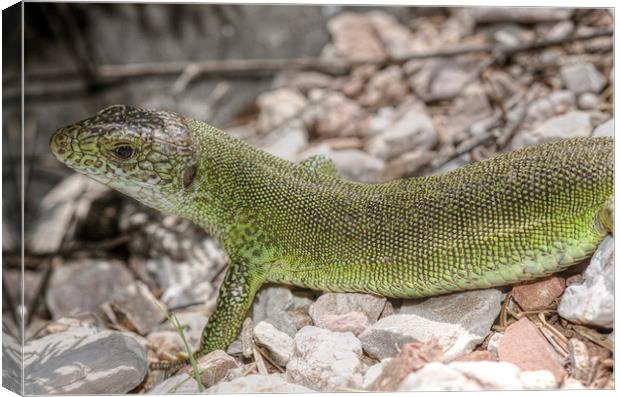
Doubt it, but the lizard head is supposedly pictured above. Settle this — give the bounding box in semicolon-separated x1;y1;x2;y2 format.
50;105;198;213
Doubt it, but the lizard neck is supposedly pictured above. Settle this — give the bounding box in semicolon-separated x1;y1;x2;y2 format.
180;119;298;243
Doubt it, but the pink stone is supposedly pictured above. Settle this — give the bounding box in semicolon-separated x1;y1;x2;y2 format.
497;318;566;382
512;276;566;311
315;311;371;336
452;350;497;362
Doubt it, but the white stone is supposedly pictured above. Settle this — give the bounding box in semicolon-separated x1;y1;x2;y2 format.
399;361;528;391
561;377;586;390
487;332;504;357
398;362;480;391
558;236;614;328
592;118;614;137
261;122;308;162
309;292;386;323
330;150;385;183
149;374;202;394
367;110;437;161
252;285;313;338
361;289;502;361
449;361;523;389
577;93;598;110
256;88;308;133
470;7;574;23
286;326;364;391
529;111;592;142
362;358;391;389
253;321;294;366
47;259;135;319
207;374;315;393
519;370;558;389
24;327;147;394
560;63;607;94
27;174;109;254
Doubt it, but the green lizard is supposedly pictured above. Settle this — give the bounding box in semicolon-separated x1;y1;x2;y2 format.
50;105;613;371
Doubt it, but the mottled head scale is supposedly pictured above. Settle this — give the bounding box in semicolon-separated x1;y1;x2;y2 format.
50;105;198;213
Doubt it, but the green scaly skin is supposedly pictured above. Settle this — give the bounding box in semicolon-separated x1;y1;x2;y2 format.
50;105;613;372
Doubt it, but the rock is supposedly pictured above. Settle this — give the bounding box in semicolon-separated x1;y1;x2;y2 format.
362;358;391;389
272;71;332;92
313;92;368;138
542;20;575;40
286;326;364;391
253;321;294;366
497;317;566;382
592;118;614;137
27;174;110;254
380;149;435;181
309;292;386;323
260;122;308;161
444;84;494;139
470;7;574;24
327;12;387;63
519;370;559;389
149;374;202;394
567;338;590;382
558;236;614;329
253;286;295;323
358;65;409;108
207;374;314;393
399;361;525;391
511;277;565;311
522;111;592;145
366;12;418;60
560;63;607;95
46;259;135;319
146;256;215;309
486;332;503;357
408;60;471;102
360;311;495;361
119;204;225;265
561;377;586;389
315;311;371;336
449;361;524;389
398;362;479;391
370;341;444;391
322;136;363;150
362;289;501;361
396;289;503;358
524;90;576;127
256;88;308;133
286;307;313;330
577;93;599;110
367;107;397;136
148;309;209;360
340;64;378;97
194;350;239;388
452;350;497;362
330;149;386;183
103;281;165;335
4;269;43;315
588;111;612;128
2;333;21;395
24;327;147;394
252;285;314;338
366;110;437;161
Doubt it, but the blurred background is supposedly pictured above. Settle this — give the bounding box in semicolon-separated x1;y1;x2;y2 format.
2;3;614;394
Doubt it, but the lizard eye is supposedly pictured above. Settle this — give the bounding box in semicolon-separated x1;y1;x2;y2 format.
112;145;135;160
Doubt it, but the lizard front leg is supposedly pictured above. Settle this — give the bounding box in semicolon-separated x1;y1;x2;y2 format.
150;257;266;372
196;258;265;355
